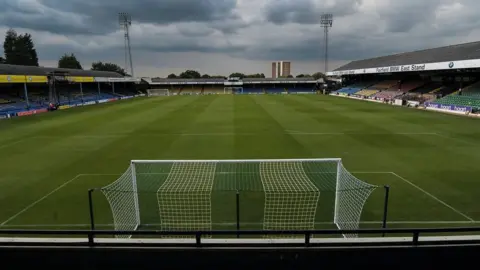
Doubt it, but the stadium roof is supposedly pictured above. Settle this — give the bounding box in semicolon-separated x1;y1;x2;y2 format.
0;64;123;77
242;77;316;82
151;78;225;83
327;41;480;76
149;77;319;85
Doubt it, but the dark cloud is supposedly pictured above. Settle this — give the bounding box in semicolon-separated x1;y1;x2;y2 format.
0;0;99;34
266;0;318;25
0;0;238;35
378;1;440;33
40;0;237;33
3;0;480;75
265;0;362;25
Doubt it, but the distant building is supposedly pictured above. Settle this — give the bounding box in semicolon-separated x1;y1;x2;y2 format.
271;61;291;78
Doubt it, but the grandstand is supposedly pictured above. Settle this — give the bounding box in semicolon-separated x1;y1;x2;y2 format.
0;64;140;116
372;80;424;100
327;40;480;114
148;77;319;96
333;81;374;95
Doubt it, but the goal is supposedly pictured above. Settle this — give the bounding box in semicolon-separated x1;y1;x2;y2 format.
147;88;170;96
100;158;377;238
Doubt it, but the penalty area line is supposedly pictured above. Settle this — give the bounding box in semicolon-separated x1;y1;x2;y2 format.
389;172;475;222
0;174;83;226
2;221;479;228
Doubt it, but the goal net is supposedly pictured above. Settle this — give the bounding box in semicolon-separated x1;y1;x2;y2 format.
100;158;377;238
147;88;170;96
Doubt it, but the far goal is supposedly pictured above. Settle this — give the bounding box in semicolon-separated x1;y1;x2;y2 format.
100;158;378;238
147;88;170;96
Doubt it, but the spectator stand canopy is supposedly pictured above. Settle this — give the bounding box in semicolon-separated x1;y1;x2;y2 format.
0;64;142;116
148;77;320;85
327;41;480;76
145;77;321;95
0;64;140;84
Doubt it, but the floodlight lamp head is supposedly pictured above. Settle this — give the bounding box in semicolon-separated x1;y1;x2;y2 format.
320;13;333;27
119;12;132;26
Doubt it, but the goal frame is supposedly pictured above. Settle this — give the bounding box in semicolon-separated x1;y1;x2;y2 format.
147;89;170;96
101;158;377;238
129;158;342;230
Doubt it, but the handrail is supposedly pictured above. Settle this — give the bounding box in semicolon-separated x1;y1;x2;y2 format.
1;227;480;247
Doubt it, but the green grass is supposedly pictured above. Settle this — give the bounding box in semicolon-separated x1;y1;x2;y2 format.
1;94;480;237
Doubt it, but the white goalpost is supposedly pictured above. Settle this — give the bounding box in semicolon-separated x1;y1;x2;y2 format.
100;158;378;239
147;88;170;96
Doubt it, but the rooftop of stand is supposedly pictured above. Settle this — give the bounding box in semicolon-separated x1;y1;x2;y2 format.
151;78;226;83
0;64;123;77
334;41;480;71
151;77;317;83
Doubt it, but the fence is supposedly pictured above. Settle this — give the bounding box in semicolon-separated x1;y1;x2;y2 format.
1;226;480;247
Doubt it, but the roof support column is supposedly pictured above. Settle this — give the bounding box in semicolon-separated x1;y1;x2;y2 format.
97;82;101;100
23;82;30;108
80;82;84;104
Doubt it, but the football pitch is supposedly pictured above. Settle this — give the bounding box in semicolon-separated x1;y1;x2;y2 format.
0;94;480;235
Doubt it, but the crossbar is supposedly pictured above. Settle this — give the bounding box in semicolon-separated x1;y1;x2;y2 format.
131;158;342;164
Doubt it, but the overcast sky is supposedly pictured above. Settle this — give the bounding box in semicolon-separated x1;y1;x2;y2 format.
0;0;479;77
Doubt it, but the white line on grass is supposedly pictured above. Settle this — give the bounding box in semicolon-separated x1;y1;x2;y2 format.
0;174;83;226
2;221;479;228
434;133;480;146
33;133;256;139
390;172;475;222
0;138;30;150
2;171;475;227
285;131;440;136
28;132;446;139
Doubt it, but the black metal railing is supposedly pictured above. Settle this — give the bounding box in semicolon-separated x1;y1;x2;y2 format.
1;227;480;247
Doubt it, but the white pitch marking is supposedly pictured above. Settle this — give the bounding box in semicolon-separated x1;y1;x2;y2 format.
2;220;478;228
286;132;440;135
390;172;475;222
434;133;480;146
0;138;30;150
27;132;444;139
33;133;254;139
1;171;475;227
0;174;83;226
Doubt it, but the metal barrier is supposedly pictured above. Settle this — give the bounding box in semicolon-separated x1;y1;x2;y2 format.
2;227;480;247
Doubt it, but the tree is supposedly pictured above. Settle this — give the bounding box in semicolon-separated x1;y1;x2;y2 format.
245;73;265;78
91;61;128;76
201;74;211;78
2;29;39;66
179;70;201;79
167;73;177;78
58;53;82;69
19;33;39;66
312;72;325;80
229;72;245;78
0;57;4;64
3;29;17;65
